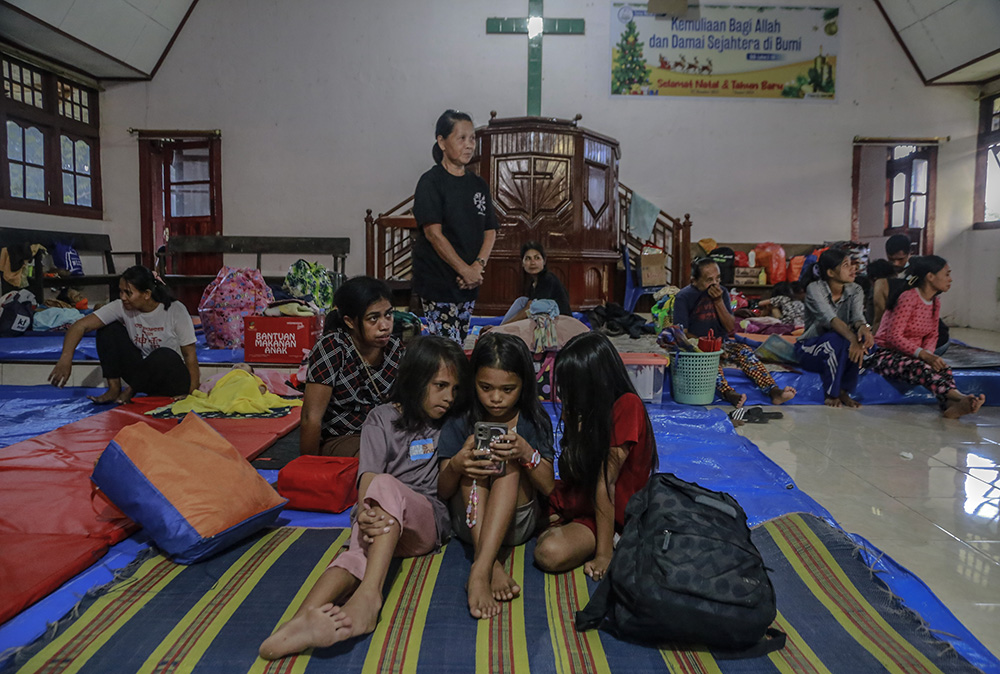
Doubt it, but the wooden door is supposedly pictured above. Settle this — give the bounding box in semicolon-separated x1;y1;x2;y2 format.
162;139;222;274
139;134;223;311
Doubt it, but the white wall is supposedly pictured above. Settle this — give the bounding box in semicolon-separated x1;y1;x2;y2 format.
6;0;994;326
938;228;1000;330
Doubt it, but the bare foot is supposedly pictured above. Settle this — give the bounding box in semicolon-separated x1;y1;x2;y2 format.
467;568;500;619
838;391;861;408
943;394;985;419
824;396;842;408
722;390;747;408
769;386;797;405
258;603;352;660
333;587;382;637
491;560;520;602
87;387;122;404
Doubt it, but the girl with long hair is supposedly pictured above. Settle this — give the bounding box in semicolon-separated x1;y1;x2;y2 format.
534;332;657;580
260;336;469;658
437;332;556;619
500;241;572;323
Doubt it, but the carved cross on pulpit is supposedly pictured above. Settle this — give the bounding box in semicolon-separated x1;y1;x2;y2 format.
486;0;585;116
505;157;570;230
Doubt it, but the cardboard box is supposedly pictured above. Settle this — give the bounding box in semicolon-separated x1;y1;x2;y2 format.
640;250;667;287
620;352;669;404
734;267;766;286
244;315;322;364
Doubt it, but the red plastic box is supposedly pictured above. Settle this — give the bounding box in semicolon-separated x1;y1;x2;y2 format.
244;315;322;364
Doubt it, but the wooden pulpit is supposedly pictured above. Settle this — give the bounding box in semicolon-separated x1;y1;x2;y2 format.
366;115;691;314
469;114;620;314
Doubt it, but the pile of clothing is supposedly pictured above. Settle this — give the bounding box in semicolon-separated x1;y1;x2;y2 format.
587;303;656;340
0;243;45;289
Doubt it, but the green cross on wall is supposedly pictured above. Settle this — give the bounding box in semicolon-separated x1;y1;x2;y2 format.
486;0;585;116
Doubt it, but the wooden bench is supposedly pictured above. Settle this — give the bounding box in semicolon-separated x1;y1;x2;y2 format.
157;234;350;287
0;226;141;301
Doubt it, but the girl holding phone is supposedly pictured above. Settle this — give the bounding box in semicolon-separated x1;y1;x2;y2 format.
437;332;555;619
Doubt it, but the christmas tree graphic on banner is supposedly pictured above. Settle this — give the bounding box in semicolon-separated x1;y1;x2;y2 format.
612;19;651;94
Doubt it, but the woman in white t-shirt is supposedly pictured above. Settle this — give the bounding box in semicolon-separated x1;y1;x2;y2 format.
48;265;200;404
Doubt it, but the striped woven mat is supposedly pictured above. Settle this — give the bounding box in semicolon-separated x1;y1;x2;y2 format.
12;513;981;674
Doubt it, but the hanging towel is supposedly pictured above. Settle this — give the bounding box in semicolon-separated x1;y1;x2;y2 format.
627;192;659;242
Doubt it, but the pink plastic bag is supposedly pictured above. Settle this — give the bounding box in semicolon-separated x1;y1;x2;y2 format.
198;267;274;349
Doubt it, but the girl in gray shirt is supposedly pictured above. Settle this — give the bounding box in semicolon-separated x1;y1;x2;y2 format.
260;336;470;659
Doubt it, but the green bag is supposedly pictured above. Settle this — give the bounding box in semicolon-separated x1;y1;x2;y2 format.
651;294;675;331
282;260;335;309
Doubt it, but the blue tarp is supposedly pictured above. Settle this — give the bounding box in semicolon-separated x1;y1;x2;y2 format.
0;385;108;448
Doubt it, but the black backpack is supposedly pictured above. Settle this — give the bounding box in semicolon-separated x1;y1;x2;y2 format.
708;247;736;285
0;291;35;337
576;473;785;657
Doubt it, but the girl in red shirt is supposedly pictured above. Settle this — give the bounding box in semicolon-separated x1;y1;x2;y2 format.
535;332;657;581
870;255;985;418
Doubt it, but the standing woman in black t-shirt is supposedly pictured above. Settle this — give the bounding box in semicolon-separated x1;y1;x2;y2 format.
412;110;499;345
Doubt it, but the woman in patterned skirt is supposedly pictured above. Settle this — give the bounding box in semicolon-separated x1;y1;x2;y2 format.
411;109;498;345
869;255;984;418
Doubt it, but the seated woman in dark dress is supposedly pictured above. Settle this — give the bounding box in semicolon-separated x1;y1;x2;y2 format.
500;241;572;324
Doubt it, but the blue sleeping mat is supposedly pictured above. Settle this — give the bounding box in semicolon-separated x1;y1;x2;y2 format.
0;314;589;365
0;331;244;364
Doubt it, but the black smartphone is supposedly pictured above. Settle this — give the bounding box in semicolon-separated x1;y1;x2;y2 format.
474;422;508;474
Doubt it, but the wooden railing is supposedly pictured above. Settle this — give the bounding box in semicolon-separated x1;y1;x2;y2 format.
365;186;692;295
616;184;692;288
365;197;417;288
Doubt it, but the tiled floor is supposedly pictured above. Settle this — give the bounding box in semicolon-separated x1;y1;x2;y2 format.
737;326;1000;658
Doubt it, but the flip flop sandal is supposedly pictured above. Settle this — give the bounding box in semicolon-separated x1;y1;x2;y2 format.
729;407;781;424
729;407;759;425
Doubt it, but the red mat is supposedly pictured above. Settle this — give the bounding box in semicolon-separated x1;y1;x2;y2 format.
0;398;299;625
